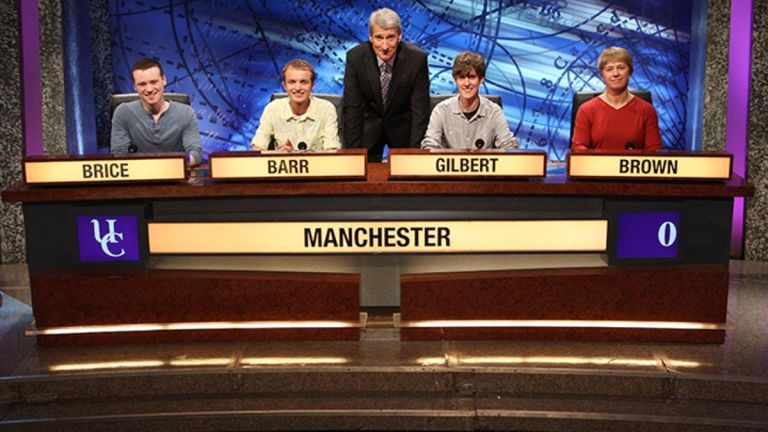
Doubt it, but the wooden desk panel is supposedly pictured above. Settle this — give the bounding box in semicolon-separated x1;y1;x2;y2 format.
400;264;728;343
31;269;361;346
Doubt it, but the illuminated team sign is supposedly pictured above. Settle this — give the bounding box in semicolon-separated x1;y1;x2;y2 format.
209;150;367;180
148;220;607;254
77;216;140;261
568;153;732;181
23;155;187;185
389;150;547;178
615;212;680;259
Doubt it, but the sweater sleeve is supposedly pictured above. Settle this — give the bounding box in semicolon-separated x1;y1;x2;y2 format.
642;104;663;151
571;104;592;151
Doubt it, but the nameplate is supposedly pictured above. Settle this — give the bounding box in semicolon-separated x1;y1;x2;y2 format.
23;155;187;185
209;150;367;180
389;150;546;179
148;220;607;254
568;153;732;180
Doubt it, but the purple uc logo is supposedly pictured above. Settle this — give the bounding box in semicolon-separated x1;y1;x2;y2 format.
77;216;139;261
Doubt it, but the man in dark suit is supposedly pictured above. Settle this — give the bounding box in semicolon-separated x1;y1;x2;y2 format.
343;8;430;161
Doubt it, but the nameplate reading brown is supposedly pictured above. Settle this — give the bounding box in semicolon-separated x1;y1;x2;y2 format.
23;155;187;185
568;153;732;181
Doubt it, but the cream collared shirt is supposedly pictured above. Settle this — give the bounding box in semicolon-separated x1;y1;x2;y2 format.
251;96;341;151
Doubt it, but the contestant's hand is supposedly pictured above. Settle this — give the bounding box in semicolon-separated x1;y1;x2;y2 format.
276;139;294;152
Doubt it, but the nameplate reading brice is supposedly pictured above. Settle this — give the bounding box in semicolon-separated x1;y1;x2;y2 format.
389;152;546;178
209;152;367;180
567;153;732;180
23;156;187;185
147;220;607;254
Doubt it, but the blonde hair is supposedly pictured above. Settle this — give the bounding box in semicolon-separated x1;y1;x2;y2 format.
282;59;315;83
598;46;633;74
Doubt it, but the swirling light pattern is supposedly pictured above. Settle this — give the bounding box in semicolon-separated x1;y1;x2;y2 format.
111;0;692;160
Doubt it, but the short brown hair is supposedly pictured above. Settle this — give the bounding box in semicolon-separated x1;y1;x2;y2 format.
452;52;486;79
282;59;315;83
597;46;633;74
131;58;164;81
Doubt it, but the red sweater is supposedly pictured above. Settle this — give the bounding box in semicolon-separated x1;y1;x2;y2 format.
571;96;663;151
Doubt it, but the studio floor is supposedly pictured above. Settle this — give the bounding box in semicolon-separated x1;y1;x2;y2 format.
1;261;767;431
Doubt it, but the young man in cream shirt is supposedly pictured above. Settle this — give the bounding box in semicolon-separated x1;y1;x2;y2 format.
251;59;341;151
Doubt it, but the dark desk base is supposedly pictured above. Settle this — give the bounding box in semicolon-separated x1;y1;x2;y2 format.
400;264;728;343
30;269;361;346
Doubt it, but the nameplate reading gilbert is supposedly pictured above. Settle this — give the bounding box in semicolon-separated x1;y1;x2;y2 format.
23;155;187;185
568;153;732;181
389;151;546;179
209;151;367;180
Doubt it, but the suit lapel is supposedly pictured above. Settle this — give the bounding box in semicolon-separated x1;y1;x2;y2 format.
383;43;405;113
365;44;385;112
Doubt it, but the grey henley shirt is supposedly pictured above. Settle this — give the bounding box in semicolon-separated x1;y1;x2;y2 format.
110;99;202;164
420;95;518;150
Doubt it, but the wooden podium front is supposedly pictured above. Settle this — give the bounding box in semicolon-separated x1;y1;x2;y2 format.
1;153;753;345
29;269;361;346
399;265;728;343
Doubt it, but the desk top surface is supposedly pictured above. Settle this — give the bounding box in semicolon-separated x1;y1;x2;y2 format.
1;163;754;203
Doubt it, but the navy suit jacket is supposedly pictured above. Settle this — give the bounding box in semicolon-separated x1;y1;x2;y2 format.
342;41;430;152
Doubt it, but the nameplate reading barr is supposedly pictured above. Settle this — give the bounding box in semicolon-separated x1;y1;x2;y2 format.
209;151;367;180
148;220;607;254
389;151;546;179
23;155;187;185
568;153;732;181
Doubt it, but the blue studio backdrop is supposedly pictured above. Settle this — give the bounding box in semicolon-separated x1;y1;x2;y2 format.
110;0;698;160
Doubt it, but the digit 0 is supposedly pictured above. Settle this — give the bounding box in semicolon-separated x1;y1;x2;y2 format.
657;221;677;247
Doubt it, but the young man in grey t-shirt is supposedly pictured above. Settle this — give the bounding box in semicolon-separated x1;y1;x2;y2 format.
110;58;202;165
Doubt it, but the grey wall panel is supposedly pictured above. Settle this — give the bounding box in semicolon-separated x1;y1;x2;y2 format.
745;0;768;261
0;0;25;264
40;0;67;156
702;0;730;152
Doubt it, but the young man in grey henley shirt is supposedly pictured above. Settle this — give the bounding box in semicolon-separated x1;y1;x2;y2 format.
110;58;202;165
421;52;518;150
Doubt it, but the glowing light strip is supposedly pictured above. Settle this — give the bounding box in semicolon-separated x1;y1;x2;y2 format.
50;361;165;372
417;355;707;368
28;320;361;336
169;358;232;367
47;357;346;372
46;356;704;372
400;319;724;330
241;357;348;366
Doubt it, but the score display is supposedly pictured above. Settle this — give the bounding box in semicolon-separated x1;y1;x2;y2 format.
615;212;680;259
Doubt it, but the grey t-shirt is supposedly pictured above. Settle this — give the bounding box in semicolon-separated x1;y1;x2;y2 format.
110;100;202;163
